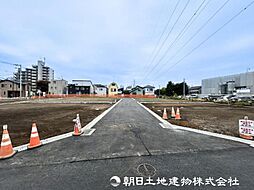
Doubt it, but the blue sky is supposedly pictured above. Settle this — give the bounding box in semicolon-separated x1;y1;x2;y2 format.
0;0;253;88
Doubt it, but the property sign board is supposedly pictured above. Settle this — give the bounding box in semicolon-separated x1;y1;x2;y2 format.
239;118;254;138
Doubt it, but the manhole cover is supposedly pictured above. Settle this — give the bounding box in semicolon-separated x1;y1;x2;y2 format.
137;163;156;177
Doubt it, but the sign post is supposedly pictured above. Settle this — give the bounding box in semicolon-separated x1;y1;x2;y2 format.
239;116;254;140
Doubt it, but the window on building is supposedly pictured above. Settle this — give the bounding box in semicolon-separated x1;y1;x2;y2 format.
4;91;6;95
1;84;4;87
10;84;12;88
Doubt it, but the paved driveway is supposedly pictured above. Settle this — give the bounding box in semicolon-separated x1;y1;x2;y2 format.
0;98;253;189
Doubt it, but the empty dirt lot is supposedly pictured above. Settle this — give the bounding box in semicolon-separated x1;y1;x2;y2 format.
0;102;111;146
143;102;254;137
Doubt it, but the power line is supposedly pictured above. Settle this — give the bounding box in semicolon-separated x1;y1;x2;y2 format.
152;0;231;80
143;0;190;81
143;0;207;81
143;0;181;75
156;0;254;80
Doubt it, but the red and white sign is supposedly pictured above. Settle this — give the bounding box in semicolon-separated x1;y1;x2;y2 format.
239;118;254;137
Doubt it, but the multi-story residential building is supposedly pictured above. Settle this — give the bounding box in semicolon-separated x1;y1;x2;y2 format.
0;79;31;98
14;59;54;95
68;80;94;95
48;80;68;95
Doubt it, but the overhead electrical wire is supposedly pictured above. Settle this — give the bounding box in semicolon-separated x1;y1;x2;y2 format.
142;0;181;75
151;0;231;80
142;0;208;81
143;0;190;81
154;0;254;81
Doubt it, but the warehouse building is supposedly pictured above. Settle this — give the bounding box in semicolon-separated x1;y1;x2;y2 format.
202;71;254;95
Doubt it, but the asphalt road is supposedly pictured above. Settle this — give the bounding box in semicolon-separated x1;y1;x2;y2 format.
0;98;253;190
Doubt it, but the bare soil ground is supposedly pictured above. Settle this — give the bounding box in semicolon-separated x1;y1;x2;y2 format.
143;102;254;137
0;102;111;146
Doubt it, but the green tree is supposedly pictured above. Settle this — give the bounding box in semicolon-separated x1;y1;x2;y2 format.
166;81;174;96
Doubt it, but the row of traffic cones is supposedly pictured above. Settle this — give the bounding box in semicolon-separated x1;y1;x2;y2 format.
0;114;83;160
162;107;181;120
0;123;41;159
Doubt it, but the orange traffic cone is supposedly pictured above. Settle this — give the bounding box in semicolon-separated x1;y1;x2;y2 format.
162;108;168;119
171;107;176;118
175;108;181;120
240;134;253;140
28;123;42;149
73;114;83;136
0;125;16;159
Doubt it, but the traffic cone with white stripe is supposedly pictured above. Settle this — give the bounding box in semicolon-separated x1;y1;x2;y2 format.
175;107;181;120
73;114;83;136
0;125;16;159
171;107;176;118
162;108;168;119
28;123;42;149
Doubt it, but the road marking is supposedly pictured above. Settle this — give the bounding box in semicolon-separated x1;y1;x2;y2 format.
159;123;172;129
136;100;175;129
136;99;254;148
81;128;96;136
14;99;123;152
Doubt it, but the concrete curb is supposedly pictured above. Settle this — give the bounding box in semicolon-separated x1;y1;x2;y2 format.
136;99;254;148
13;99;123;152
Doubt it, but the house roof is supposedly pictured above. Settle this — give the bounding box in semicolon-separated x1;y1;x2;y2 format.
130;85;143;92
189;86;201;90
94;84;107;88
72;79;93;86
0;79;29;85
143;85;155;88
0;79;15;83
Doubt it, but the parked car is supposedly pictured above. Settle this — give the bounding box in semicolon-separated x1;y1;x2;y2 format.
238;96;252;103
223;95;235;101
186;94;198;99
229;96;239;102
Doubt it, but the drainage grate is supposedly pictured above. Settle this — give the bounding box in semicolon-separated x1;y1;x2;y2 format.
137;163;156;177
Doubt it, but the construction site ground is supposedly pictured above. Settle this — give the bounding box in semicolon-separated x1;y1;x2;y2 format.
0;98;115;147
143;101;254;137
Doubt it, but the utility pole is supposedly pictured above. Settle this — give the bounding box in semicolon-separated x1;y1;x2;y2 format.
15;64;22;98
0;60;22;98
183;78;186;98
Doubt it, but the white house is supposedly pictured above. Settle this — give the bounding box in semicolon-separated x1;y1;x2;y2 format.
94;84;107;96
143;85;155;95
